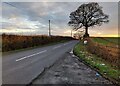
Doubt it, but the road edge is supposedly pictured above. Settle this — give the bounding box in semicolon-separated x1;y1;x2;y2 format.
27;51;70;86
73;43;119;86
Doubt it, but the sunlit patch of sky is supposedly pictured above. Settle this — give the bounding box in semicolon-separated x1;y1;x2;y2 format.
1;2;118;37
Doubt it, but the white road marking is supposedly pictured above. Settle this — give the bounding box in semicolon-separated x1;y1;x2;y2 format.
53;45;61;49
64;43;67;45
16;50;47;62
64;42;71;45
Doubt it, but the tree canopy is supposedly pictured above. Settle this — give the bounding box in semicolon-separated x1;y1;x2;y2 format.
68;2;109;37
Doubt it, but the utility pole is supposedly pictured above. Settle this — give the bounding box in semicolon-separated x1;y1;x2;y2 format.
71;29;72;37
49;20;51;36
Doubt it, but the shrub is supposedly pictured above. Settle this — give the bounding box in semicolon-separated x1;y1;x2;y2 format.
2;34;73;52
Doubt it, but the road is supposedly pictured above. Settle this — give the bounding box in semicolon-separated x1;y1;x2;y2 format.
2;40;78;84
32;50;112;85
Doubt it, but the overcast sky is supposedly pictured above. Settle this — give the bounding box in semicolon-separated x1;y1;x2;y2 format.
1;2;118;37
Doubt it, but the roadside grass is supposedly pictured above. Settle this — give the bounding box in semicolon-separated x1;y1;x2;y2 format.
73;41;120;85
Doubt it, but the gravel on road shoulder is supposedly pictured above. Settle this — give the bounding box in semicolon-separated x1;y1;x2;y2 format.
31;51;113;85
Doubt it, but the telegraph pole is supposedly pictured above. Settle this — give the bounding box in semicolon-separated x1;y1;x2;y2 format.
71;29;72;37
49;20;51;36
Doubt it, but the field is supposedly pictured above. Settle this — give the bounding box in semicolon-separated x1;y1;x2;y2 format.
87;37;119;67
2;34;73;52
92;37;119;46
73;37;120;85
90;37;119;67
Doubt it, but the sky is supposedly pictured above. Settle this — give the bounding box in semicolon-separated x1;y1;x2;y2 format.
1;2;119;37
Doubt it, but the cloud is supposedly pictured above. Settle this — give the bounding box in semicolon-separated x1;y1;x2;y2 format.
1;2;118;36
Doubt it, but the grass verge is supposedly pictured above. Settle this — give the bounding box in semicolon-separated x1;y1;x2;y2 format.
73;41;120;85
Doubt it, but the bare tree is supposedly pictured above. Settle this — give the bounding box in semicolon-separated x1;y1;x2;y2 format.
68;2;109;37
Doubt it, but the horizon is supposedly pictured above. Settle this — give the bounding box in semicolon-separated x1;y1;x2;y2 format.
1;33;119;38
1;2;119;37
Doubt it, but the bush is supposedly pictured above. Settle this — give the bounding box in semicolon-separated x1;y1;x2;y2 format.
2;34;73;52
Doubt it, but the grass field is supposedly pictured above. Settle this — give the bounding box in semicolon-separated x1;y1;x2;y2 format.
91;37;119;46
73;37;120;85
103;37;119;44
88;37;119;66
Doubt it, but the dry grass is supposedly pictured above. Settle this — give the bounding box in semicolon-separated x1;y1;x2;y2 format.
86;38;119;68
74;41;120;85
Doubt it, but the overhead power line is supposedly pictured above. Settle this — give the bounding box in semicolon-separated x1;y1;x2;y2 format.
4;2;18;8
3;2;26;14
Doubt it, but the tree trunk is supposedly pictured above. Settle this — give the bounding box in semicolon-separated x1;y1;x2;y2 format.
83;26;89;38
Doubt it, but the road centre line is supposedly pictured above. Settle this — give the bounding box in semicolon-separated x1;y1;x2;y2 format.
64;43;69;45
53;45;62;49
16;50;47;62
16;42;72;61
64;42;71;45
64;43;67;45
